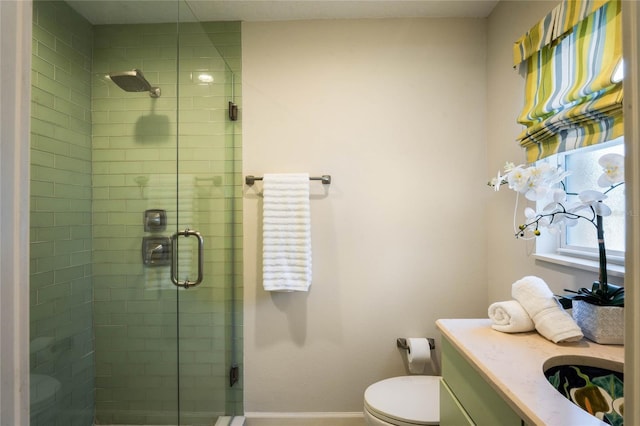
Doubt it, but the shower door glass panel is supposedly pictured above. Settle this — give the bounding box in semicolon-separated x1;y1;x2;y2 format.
91;11;181;425
176;8;243;423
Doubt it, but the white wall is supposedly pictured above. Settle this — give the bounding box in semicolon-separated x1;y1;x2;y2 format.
242;18;488;415
0;2;31;424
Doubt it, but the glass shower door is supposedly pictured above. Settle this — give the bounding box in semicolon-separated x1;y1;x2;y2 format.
90;13;183;425
175;10;243;423
93;3;243;424
29;1;241;424
29;1;186;424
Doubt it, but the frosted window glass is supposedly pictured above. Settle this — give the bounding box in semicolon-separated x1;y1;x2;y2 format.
564;143;625;252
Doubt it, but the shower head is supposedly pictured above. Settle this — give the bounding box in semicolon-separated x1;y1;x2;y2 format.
108;69;161;98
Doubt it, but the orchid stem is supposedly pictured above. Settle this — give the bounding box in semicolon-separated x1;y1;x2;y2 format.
597;213;608;291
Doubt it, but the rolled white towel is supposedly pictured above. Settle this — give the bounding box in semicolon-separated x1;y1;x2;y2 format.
512;276;583;343
488;300;535;333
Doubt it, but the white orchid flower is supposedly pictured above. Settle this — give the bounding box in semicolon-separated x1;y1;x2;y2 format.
570;190;612;216
507;166;531;193
516;163;568;201
546;223;563;234
535;202;565;231
490;154;624;242
534;189;566;209
551;187;567;203
490;162;522;190
562;214;580;227
528;163;553;181
524;183;550;201
598;153;624;187
522;165;547;199
504;161;516;172
531;163;569;186
545;212;565;233
491;170;504;191
524;207;538;222
541;201;562;215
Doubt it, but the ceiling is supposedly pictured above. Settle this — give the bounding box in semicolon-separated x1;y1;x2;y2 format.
66;0;499;25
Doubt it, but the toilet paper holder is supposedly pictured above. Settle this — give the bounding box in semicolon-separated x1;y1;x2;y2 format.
397;337;435;351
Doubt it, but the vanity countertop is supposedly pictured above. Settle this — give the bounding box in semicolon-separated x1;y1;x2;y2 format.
436;318;624;426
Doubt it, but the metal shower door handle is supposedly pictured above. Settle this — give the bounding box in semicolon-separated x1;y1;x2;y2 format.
171;228;204;288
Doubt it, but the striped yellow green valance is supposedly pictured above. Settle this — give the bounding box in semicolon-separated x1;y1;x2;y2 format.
513;0;609;67
515;0;623;162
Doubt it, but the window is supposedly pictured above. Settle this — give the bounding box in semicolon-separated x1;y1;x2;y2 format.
511;0;624;276
534;137;625;273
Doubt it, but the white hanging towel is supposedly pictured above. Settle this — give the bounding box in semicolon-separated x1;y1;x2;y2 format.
262;173;312;291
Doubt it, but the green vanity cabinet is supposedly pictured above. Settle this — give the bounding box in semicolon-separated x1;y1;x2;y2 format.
440;337;523;426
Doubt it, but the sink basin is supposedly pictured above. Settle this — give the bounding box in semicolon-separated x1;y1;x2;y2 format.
543;356;623;425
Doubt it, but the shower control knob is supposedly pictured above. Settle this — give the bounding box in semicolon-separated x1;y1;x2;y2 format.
144;209;167;232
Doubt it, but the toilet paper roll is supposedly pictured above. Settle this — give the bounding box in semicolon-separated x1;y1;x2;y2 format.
406;337;431;374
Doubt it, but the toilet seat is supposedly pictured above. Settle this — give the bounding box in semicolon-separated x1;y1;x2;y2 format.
364;376;440;426
30;374;61;413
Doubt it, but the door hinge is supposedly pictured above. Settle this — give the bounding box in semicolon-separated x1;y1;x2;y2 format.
230;364;239;387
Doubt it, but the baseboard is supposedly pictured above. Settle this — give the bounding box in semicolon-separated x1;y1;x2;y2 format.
215;416;247;426
244;412;365;426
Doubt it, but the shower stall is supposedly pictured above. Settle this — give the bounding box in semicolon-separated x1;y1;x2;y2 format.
29;1;242;424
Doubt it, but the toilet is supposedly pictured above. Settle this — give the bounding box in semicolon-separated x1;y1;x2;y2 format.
30;373;61;421
363;339;440;425
364;376;440;425
30;337;61;424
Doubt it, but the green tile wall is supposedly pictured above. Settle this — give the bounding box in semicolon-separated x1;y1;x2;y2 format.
31;2;242;425
92;20;243;425
30;2;95;425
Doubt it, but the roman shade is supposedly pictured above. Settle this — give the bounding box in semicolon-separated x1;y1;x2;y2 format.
513;0;623;163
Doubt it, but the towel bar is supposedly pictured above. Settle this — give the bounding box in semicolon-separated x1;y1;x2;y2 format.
245;175;331;186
